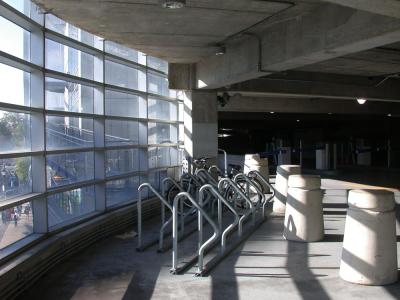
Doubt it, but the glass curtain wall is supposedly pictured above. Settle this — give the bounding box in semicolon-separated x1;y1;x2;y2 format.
0;0;183;254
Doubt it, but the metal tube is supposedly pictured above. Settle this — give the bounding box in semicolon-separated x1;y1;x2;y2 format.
137;189;142;250
195;168;218;186
233;173;265;224
137;182;173;251
248;170;276;218
218;178;254;237
170;192;220;275
218;148;228;177
199;184;240;253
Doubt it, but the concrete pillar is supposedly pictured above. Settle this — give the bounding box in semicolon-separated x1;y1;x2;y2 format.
182;90;218;170
340;189;398;285
273;165;301;214
283;175;324;242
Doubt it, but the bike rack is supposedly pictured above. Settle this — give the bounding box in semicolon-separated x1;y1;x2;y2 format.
208;165;223;178
233;173;265;221
195;168;218;186
218;148;228;177
248;170;276;218
159;177;185;250
171;192;220;275
199;184;240;254
218;178;255;235
137;182;174;252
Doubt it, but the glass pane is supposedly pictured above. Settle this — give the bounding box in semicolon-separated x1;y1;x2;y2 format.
148;98;177;121
46;152;94;188
0;16;30;61
105;60;146;91
0;110;31;153
170;147;178;165
0;63;30;106
147;73;169;97
0;202;33;249
106;149;139;177
45;14;103;50
45;77;94;113
105;41;139;62
178;102;184;122
46;115;94;150
147;56;168;73
0;157;32;202
3;0;43;24
105;90;145;118
105;120;138;147
179;124;184;143
45;39;101;81
148;122;178;144
148;147;171;169
48;186;95;228
106;176;139;207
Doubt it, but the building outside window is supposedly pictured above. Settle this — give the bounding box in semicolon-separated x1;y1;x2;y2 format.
0;0;184;254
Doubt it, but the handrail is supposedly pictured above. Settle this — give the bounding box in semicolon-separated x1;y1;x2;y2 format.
171;192;220;274
137;182;172;251
199;184;240;253
234;173;265;222
159;177;185;250
248;170;276;218
218;178;254;235
218;148;228;177
195;168;218;186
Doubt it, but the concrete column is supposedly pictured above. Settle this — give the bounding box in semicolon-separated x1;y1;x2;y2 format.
340;189;398;285
182;90;218;170
273;165;301;214
283;175;324;242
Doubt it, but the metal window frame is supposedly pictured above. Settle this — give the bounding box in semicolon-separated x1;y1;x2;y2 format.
0;0;182;253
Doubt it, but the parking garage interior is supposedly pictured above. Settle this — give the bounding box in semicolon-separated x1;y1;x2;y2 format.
2;0;400;299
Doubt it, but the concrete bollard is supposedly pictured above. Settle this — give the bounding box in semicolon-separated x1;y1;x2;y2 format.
244;154;269;192
272;165;301;214
283;175;324;242
340;189;398;285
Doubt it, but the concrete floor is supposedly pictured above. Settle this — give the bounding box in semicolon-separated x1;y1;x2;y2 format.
19;173;400;300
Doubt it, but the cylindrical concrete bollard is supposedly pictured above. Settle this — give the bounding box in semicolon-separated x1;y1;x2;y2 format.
273;165;301;214
244;154;269;192
283;175;324;242
340;189;398;285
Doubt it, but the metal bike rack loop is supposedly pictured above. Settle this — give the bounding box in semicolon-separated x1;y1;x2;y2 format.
248;170;276;218
137;183;173;251
218;178;255;236
234;173;266;221
195;168;219;186
199;184;240;254
171;192;220;275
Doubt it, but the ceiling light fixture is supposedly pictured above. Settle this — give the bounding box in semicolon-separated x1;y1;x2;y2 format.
388;113;392;117
357;98;367;105
215;45;226;56
270;112;275;114
161;0;186;9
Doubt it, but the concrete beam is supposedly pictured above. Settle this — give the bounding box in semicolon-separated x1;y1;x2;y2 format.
225;74;400;102
321;0;400;19
196;4;400;89
218;96;400;115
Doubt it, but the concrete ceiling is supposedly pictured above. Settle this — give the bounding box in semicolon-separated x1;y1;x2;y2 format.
33;0;400;95
295;42;400;77
33;0;307;63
